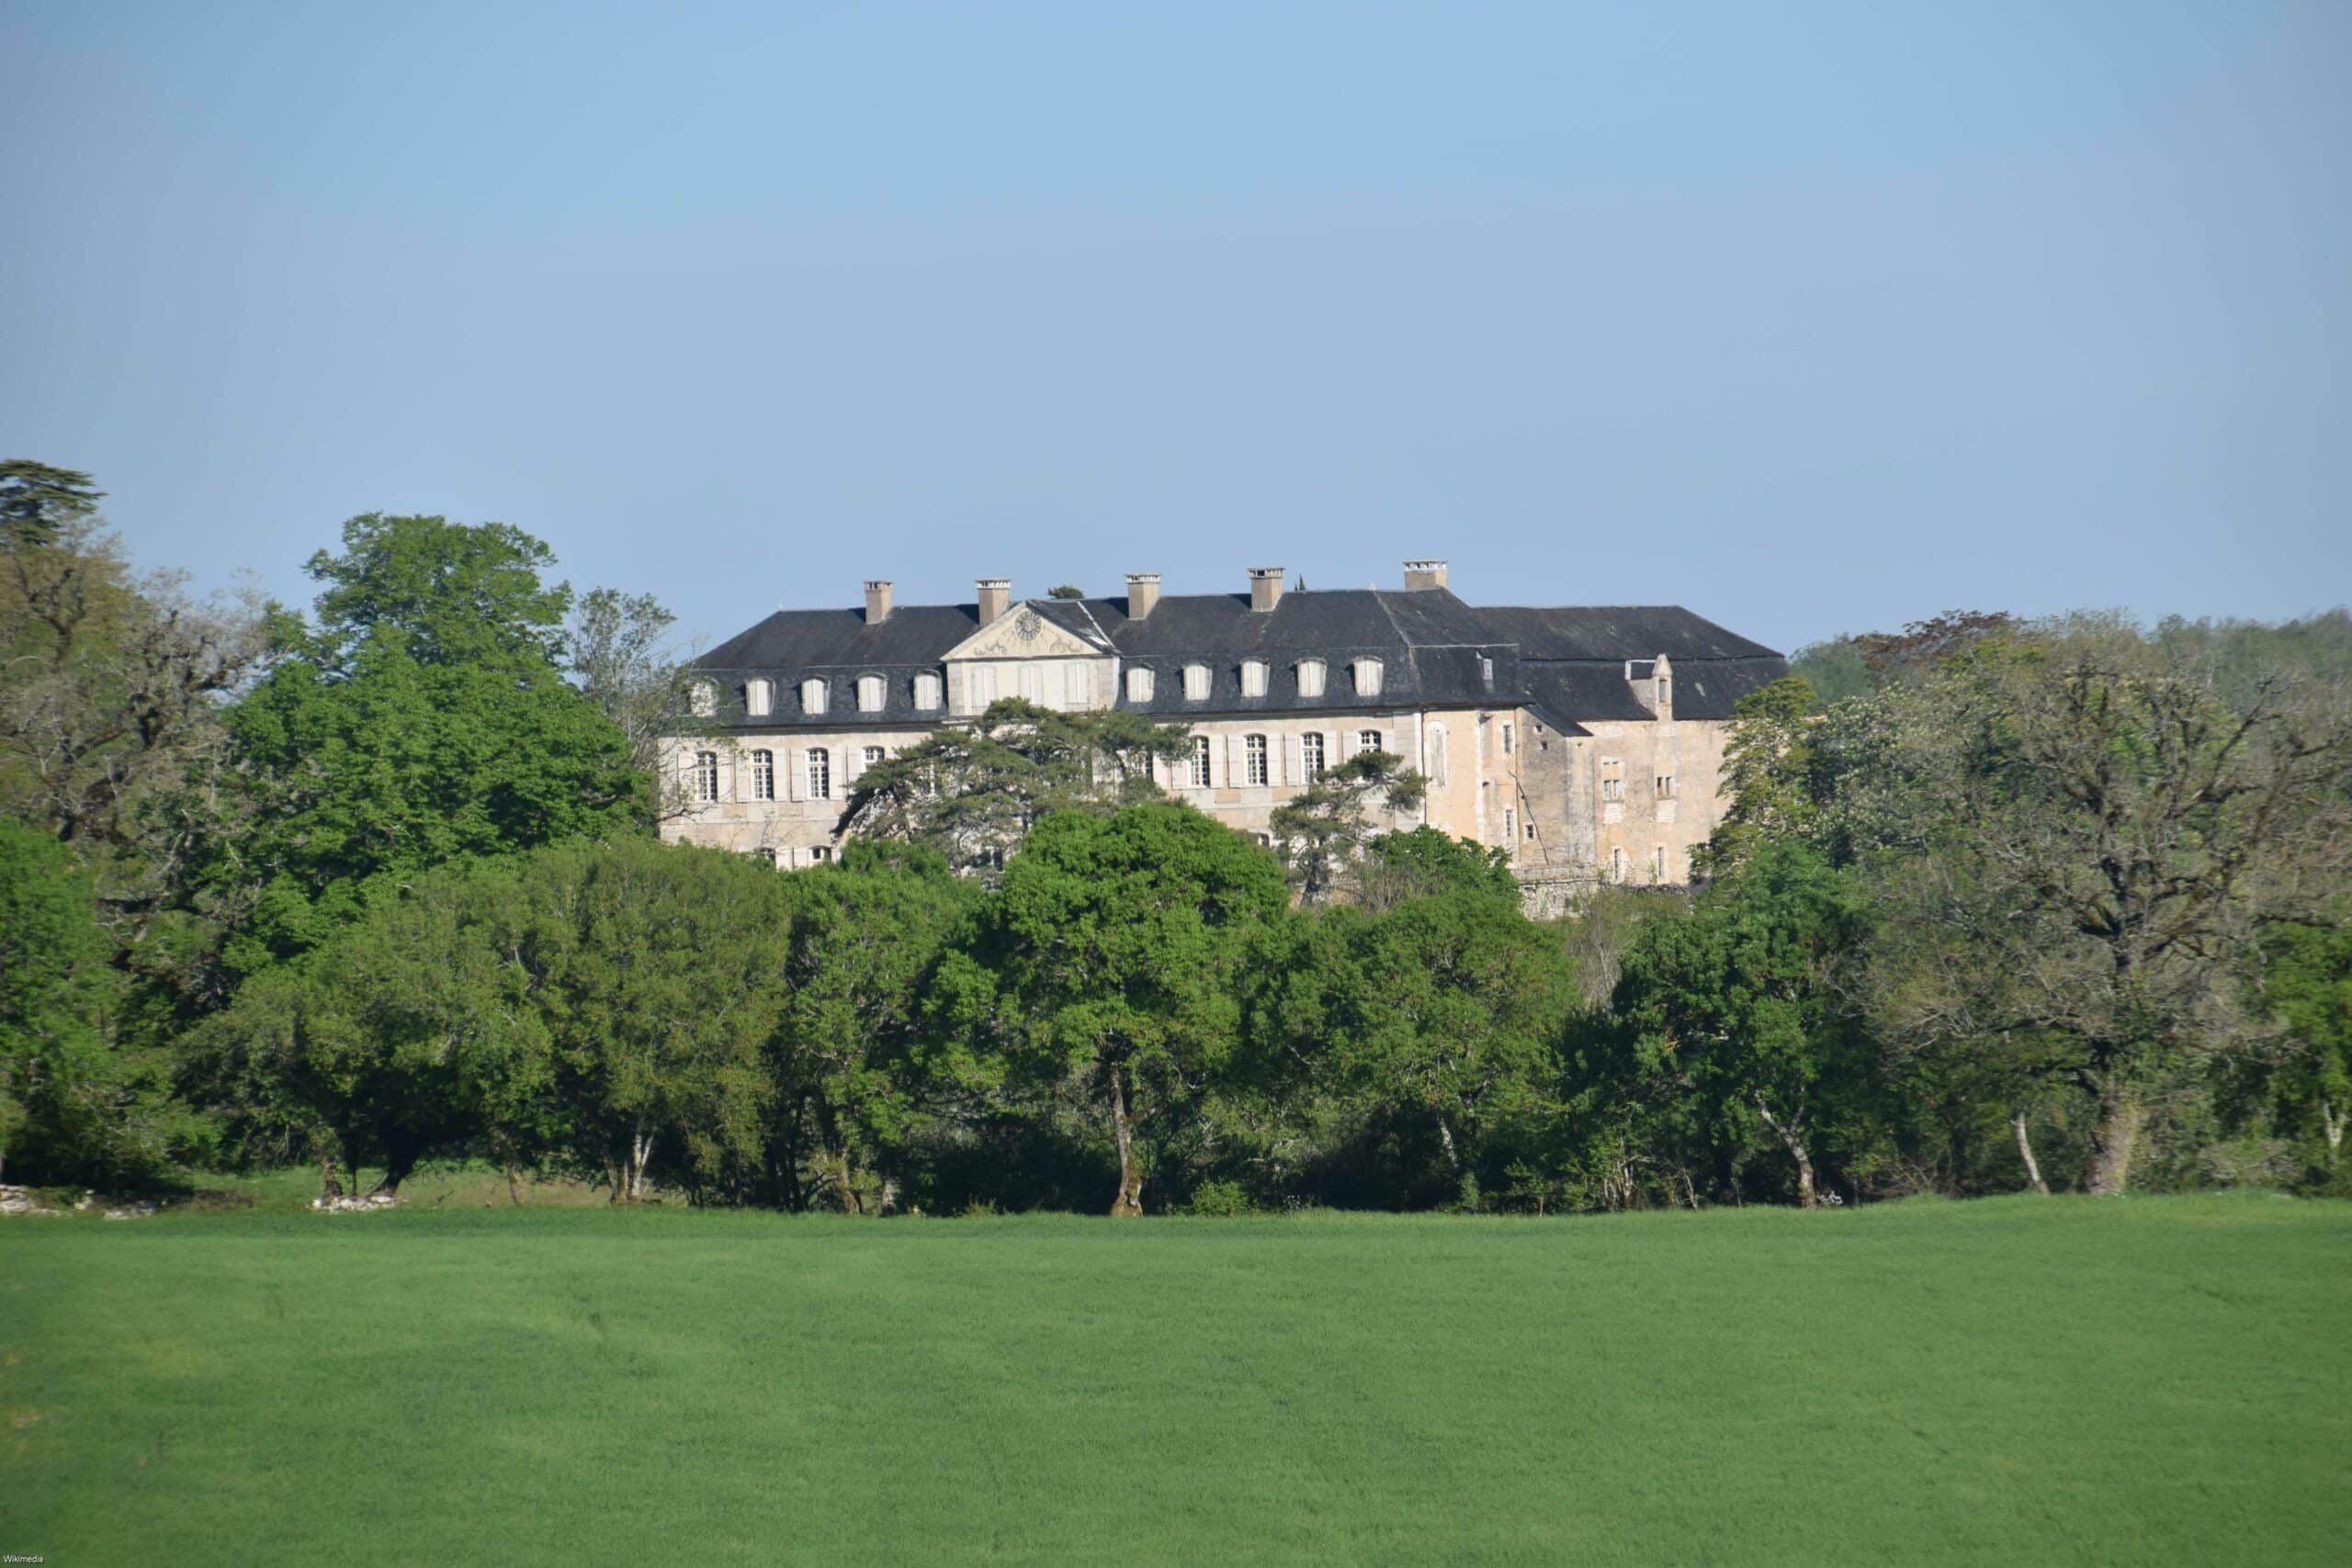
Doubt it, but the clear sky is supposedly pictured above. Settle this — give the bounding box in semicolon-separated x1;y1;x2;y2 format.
4;1;2345;654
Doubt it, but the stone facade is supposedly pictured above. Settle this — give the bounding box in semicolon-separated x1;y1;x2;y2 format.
659;564;1784;899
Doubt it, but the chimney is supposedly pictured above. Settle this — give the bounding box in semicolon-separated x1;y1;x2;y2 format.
976;576;1011;626
1403;559;1449;592
1249;566;1285;614
863;580;893;624
1125;572;1160;620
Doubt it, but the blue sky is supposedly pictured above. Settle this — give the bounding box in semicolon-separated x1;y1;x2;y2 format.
4;1;2345;653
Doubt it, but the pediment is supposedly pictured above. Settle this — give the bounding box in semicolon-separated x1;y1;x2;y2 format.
944;604;1103;661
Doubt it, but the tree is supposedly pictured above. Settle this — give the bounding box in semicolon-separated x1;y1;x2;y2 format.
939;804;1289;1214
0;461;102;550
1046;584;1086;600
1692;675;1819;879
836;699;1191;877
1838;620;2352;1194
1267;750;1426;906
218;514;644;971
0;819;114;1181
570;586;692;800
1612;840;1868;1209
2256;921;2352;1176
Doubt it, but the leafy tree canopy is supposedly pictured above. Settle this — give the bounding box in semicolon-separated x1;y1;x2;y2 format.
0;460;103;550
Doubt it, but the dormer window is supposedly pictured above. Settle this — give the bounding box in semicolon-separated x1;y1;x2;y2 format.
1352;658;1384;696
1240;660;1269;698
1182;664;1211;701
1478;655;1494;688
745;678;773;716
914;672;942;711
1126;667;1155;703
800;678;828;716
1296;659;1326;697
689;680;718;718
856;674;886;714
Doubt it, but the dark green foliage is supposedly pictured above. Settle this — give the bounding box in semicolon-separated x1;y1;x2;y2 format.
0;459;102;549
1267;750;1426;906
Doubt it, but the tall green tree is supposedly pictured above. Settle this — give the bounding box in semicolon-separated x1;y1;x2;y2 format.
1268;750;1426;906
0;460;102;550
219;514;644;971
936;804;1289;1214
1692;674;1819;880
2256;921;2352;1177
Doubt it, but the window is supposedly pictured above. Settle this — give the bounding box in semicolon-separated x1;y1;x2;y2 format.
857;675;885;713
915;672;943;711
1479;655;1495;689
1182;664;1211;701
689;681;718;718
1300;732;1325;781
1657;673;1672;708
865;746;885;768
800;678;828;716
1502;722;1513;755
1427;723;1449;786
745;678;773;716
968;666;997;706
750;749;775;801
1653;845;1668;881
1126;667;1154;703
1188;735;1212;788
1504;808;1515;840
1240;660;1268;698
692;750;719;803
1358;728;1383;756
1600;758;1624;803
1019;664;1044;704
1244;734;1269;786
1352;658;1383;696
810;845;832;864
1611;847;1628;884
806;748;831;800
1296;659;1326;697
1524;820;1537;840
752;847;777;867
1655;772;1677;798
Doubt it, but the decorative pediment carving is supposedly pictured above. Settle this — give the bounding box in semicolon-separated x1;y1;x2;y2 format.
943;604;1102;661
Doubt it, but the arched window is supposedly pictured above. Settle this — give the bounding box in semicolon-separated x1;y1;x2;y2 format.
1427;723;1449;786
1126;666;1155;703
749;749;775;801
1358;728;1383;755
914;672;943;711
1296;659;1326;697
692;750;719;803
1182;663;1211;701
857;675;886;713
1240;659;1268;698
1188;735;1212;787
1657;671;1672;709
806;748;831;800
1301;732;1325;781
689;681;718;718
800;679;828;716
745;678;773;716
1352;658;1383;696
1244;734;1269;786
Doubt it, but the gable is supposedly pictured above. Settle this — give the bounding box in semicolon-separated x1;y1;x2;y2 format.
943;604;1105;661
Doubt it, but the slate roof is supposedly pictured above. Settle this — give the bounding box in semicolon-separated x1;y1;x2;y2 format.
691;585;1783;730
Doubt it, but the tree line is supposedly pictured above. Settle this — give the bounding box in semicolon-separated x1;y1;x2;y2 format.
4;463;2348;1211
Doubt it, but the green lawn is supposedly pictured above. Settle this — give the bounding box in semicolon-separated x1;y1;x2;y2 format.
5;1194;2346;1566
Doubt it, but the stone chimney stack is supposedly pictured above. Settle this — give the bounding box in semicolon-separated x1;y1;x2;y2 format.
1403;559;1449;592
1125;572;1160;620
976;577;1011;626
863;580;893;624
1249;566;1286;613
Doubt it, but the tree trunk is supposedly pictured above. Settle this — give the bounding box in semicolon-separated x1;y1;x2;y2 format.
1435;1114;1461;1172
2013;1111;2050;1195
628;1129;656;1201
2323;1097;2343;1170
1108;1074;1143;1217
2085;1083;2143;1197
1754;1095;1817;1210
505;1160;526;1206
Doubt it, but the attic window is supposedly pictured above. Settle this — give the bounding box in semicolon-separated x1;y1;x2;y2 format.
856;675;886;713
745;678;773;716
1182;664;1211;701
1126;667;1155;703
1352;658;1383;696
914;672;942;711
1296;659;1326;698
800;678;829;716
1479;656;1494;689
1240;660;1269;698
689;680;718;718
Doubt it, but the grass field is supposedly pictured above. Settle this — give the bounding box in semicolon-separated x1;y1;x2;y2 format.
5;1193;2347;1565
